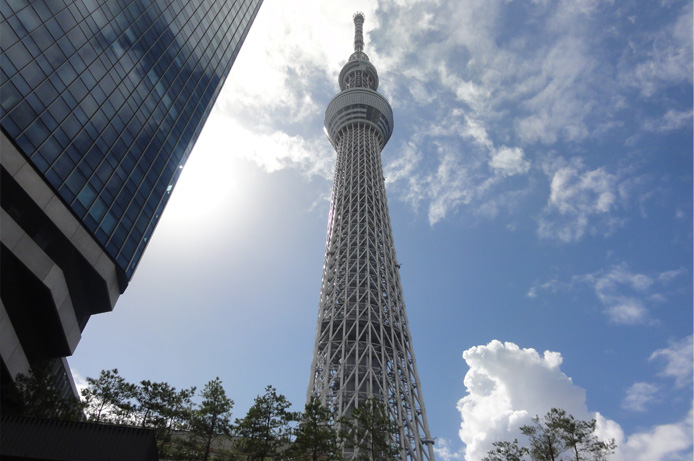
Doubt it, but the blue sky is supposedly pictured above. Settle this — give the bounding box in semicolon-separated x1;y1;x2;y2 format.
70;1;692;460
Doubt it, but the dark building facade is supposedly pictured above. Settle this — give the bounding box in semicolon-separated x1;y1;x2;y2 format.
1;0;263;396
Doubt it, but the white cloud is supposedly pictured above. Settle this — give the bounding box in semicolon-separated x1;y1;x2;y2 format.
457;340;590;461
580;263;684;325
489;146;530;177
370;0;690;227
209;0;382;181
515;35;597;144
434;438;466;461
644;109;694;132
220;0;381;121
455;340;693;461
650;335;694;388
426;151;478;225
622;382;660;412
538;157;620;242
384;112;530;225
599;408;694;461
384;141;422;185
70;368;88;397
619;3;693;98
604;300;650;325
205;0;691;232
529;262;686;325
194;114;334;181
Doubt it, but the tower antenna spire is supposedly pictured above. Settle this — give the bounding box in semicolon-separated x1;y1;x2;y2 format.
353;12;364;53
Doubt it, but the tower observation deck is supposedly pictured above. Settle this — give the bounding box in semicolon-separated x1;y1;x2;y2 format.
307;13;436;460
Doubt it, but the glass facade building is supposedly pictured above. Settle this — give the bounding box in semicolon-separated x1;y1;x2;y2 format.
0;0;262;401
1;0;262;278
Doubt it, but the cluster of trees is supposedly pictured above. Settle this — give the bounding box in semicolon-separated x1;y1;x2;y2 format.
10;367;617;461
483;408;617;461
9;367;399;460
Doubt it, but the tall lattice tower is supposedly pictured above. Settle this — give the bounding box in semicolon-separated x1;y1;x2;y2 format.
307;13;435;461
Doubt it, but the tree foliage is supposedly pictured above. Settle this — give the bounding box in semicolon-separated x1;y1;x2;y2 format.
285;397;342;460
482;439;528;461
190;377;234;461
134;380;196;456
521;409;566;461
485;408;617;461
235;385;297;460
82;368;137;423
549;409;616;461
339;397;400;461
12;362;84;420
18;366;389;460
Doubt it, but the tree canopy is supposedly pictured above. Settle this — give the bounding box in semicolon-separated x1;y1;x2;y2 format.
286;397;343;460
11;361;84;421
9;367;433;460
484;408;617;461
190;377;234;461
339;397;400;461
234;385;297;460
82;368;136;423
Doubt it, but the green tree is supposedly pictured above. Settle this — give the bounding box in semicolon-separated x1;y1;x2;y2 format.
339;397;399;461
235;385;297;460
158;385;197;456
81;368;137;423
190;377;234;461
521;409;567;461
286;397;342;460
134;380;197;456
551;410;616;461
484;408;617;461
136;380;171;428
482;439;528;461
11;362;84;420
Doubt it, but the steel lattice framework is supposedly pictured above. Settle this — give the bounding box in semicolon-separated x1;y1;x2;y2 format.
307;13;436;461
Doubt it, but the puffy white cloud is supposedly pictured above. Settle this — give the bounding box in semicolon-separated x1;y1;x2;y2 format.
622;382;660;412
457;340;590;461
455;340;693;461
650;335;694;388
599;408;694;461
489;147;530;177
538;157;621;242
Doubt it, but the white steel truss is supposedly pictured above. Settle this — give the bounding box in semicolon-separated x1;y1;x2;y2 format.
307;13;436;461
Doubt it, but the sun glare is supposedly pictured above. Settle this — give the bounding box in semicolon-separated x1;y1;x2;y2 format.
163;115;253;225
